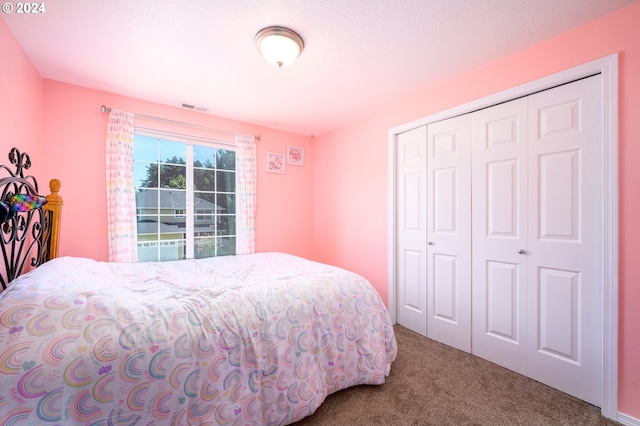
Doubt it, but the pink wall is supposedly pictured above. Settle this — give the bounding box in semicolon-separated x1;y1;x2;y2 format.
0;18;43;178
312;2;640;419
40;80;314;260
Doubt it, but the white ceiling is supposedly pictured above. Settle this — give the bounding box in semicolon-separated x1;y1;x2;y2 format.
3;0;636;136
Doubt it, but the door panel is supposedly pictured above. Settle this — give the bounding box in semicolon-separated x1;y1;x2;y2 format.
539;150;580;240
538;267;580;361
400;249;423;310
396;126;428;335
486;260;519;342
471;97;528;373
487;160;518;236
527;75;602;406
426;115;471;352
433;254;457;321
433;167;457;232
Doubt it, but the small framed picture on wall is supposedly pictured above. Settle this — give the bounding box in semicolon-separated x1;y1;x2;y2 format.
267;152;285;173
287;145;304;166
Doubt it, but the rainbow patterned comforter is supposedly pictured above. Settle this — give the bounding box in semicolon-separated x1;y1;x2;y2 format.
0;252;396;425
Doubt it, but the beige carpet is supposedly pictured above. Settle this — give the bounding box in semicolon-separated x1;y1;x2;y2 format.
295;325;618;425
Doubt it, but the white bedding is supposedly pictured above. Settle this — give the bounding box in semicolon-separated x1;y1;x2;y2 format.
0;252;397;425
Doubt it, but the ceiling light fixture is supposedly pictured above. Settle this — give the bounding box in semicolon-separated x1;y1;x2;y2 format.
255;26;304;68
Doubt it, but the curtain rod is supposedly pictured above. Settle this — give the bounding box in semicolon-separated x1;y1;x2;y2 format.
100;105;260;141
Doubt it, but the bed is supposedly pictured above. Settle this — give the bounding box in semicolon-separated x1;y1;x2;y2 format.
0;148;397;425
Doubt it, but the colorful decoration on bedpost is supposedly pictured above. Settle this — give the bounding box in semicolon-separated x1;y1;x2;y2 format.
0;193;48;223
0;147;53;290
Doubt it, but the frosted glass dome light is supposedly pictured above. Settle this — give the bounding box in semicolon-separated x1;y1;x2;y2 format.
255;26;304;68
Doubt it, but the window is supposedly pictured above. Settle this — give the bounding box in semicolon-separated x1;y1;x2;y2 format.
195;209;208;221
133;132;236;262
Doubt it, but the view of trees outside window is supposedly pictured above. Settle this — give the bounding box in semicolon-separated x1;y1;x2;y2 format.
133;134;236;261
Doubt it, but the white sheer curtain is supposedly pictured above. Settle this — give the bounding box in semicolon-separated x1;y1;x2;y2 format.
105;109;138;262
235;133;257;254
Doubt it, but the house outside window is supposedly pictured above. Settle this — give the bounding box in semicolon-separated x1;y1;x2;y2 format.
133;132;236;262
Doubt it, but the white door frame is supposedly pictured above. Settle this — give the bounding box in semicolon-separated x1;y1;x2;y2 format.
387;54;618;419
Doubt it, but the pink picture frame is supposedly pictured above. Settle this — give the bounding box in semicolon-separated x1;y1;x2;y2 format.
267;152;285;173
287;145;304;166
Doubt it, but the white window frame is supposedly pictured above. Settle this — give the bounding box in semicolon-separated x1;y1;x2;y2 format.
134;127;236;261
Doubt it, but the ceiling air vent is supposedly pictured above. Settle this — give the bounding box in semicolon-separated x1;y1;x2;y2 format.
180;103;207;112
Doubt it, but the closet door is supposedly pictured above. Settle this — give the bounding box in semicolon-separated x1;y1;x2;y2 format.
396;126;428;335
426;115;472;352
471;97;529;374
526;75;602;406
471;76;602;406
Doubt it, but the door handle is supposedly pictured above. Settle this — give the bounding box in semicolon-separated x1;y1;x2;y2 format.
428;241;434;245
518;249;527;254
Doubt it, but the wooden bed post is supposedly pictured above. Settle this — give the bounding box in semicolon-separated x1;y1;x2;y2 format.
45;178;62;260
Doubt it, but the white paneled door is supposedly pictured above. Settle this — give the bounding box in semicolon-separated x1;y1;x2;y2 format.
396;126;428;335
472;75;602;406
426;115;472;352
525;76;602;405
471;96;529;374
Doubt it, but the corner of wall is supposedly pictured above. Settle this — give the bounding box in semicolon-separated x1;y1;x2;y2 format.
0;17;44;176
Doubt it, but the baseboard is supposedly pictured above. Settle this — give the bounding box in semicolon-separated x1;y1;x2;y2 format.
618;412;640;426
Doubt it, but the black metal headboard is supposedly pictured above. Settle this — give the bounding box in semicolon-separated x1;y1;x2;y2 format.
0;147;53;290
